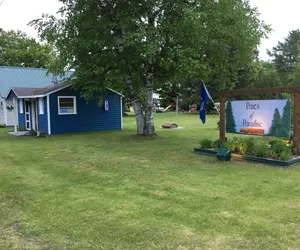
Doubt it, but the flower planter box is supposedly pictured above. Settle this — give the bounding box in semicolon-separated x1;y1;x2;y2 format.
194;147;300;167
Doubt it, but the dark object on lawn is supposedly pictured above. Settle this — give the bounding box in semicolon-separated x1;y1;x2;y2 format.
217;147;231;161
162;123;178;129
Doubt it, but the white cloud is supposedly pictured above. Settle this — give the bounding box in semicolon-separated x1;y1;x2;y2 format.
0;0;299;61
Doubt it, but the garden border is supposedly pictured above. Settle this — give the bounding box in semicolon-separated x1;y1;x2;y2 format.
194;148;300;167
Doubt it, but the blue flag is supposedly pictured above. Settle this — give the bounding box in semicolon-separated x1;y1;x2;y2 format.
200;82;212;124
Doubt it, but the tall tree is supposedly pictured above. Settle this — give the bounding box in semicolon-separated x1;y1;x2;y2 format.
30;0;268;136
0;28;51;68
268;29;300;84
226;101;236;133
269;108;281;137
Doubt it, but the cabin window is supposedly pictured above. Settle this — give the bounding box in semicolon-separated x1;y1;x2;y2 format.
58;96;77;115
39;98;44;115
19;99;24;114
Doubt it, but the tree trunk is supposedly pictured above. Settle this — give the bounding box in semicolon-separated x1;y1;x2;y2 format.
114;28;155;136
144;59;156;136
123;74;145;136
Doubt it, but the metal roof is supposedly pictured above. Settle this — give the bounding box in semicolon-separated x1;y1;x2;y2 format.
0;66;73;98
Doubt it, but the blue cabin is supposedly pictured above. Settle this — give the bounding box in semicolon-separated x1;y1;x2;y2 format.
6;83;123;135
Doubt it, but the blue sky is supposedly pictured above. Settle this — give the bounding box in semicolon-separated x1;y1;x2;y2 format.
0;0;299;60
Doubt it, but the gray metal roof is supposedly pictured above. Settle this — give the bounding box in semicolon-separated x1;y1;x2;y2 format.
0;66;73;98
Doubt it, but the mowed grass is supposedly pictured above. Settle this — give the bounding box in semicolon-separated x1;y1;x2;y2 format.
1;113;300;249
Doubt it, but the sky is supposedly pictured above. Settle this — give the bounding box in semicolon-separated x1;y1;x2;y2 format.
0;0;299;60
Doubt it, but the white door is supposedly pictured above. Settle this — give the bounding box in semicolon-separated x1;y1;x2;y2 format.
25;101;31;130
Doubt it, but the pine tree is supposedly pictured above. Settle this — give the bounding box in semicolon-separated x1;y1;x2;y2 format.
226;101;236;133
279;100;292;138
269;108;281;137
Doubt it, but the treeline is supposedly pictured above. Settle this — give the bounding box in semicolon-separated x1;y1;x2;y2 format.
158;29;300;109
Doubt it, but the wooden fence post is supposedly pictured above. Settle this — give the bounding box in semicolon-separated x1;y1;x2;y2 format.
293;92;300;155
220;95;226;141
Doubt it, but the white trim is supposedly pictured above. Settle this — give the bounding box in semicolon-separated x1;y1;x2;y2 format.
120;96;123;129
38;98;44;115
57;96;77;115
7;89;20;99
31;101;36;130
13;98;17;132
35;99;39;133
19;95;44;99
19;99;24;114
107;88;124;97
47;95;51;135
24;100;31;131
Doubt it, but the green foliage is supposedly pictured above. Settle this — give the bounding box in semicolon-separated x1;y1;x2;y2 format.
268;29;300;84
0;28;51;68
0;123;6;128
225;137;240;154
217;121;220;129
212;139;224;149
224;137;292;160
226;101;236;133
200;139;213;149
30;0;269;135
280;150;292;161
253;143;269;158
244;138;256;155
271;141;289;156
30;130;38;136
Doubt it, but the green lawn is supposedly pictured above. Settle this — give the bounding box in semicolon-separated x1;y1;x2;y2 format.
1;113;300;249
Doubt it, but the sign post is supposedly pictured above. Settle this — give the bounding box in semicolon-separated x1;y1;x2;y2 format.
215;86;300;155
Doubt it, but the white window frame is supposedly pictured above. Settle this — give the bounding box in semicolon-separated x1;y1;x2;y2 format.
39;98;44;115
19;99;24;114
57;96;77;115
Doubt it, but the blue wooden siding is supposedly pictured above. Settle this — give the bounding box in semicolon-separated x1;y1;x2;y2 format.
49;87;121;134
37;97;48;133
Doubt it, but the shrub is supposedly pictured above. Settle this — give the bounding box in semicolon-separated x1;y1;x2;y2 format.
244;138;256;155
30;130;37;136
253;143;269;158
280;150;292;161
269;139;281;147
0;123;6;128
238;142;247;155
225;138;241;153
212;139;224;149
217;121;220;129
224;141;235;152
271;141;289;156
200;139;213;149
